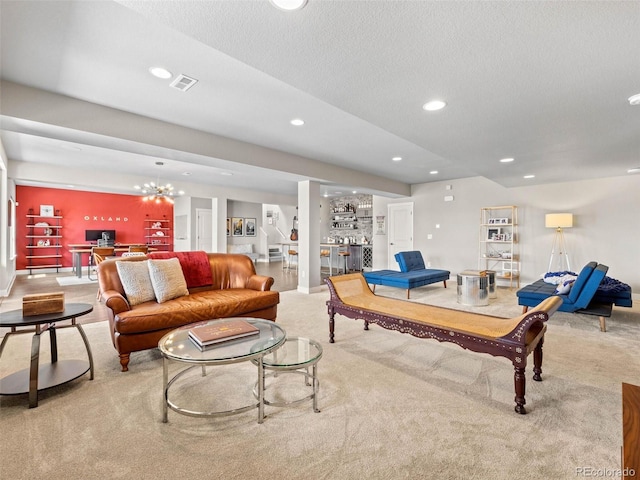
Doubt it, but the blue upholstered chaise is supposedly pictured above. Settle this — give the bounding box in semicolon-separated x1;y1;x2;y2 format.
363;251;450;299
517;261;632;332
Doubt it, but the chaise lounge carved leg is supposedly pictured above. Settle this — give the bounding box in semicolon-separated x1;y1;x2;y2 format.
364;320;369;331
533;337;544;382
328;307;335;343
514;366;527;414
119;353;130;372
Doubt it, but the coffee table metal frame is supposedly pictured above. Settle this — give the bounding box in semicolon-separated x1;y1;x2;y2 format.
254;336;323;413
158;317;286;424
0;303;95;408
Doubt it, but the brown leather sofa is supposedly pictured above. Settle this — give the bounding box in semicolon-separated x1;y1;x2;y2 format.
97;253;279;371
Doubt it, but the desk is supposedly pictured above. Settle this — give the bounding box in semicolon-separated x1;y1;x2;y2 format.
68;245;151;278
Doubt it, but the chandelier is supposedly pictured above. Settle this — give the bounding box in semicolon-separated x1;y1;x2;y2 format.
134;182;184;204
134;162;185;203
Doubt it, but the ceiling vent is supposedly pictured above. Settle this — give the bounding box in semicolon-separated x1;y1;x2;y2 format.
170;74;198;92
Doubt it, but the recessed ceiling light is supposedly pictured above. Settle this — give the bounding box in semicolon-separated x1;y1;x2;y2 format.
523;174;535;179
335;191;343;195
220;172;233;176
500;158;514;163
628;167;640;174
430;170;438;175
290;118;305;126
182;172;192;176
352;190;357;194
628;93;640;106
269;0;308;11
422;100;447;111
392;157;402;162
149;67;172;79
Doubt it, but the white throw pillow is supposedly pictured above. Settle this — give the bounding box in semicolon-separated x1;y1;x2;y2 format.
116;260;156;306
147;258;189;303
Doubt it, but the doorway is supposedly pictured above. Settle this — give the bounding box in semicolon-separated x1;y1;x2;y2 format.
387;202;413;269
196;208;212;252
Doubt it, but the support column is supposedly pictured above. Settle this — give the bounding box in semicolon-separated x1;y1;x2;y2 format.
297;181;321;294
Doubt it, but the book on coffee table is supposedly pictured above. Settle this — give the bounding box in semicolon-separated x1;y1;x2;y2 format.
188;319;259;349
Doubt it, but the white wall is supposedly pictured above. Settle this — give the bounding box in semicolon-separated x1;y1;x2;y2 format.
374;175;640;292
0;141;17;295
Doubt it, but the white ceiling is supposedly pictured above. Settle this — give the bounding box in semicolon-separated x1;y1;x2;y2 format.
1;0;639;199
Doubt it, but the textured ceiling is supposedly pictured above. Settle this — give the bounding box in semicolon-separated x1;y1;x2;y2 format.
1;0;639;198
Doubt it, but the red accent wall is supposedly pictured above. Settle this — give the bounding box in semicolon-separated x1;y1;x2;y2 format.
17;186;173;270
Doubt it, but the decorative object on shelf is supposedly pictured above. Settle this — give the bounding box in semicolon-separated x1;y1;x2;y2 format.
226;218;231;236
133;161;185;203
40;205;54;217
545;212;573;272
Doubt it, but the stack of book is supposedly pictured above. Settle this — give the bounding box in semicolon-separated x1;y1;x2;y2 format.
188;319;259;350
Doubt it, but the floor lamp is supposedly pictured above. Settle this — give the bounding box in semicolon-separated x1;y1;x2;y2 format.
545;213;573;272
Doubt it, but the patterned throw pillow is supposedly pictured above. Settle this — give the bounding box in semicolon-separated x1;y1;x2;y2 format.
147;258;189;303
116;260;156;306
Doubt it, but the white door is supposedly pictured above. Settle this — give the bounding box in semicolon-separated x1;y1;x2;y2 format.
388;202;413;269
196;208;212;252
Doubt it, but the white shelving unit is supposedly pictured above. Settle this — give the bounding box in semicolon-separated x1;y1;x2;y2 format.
478;206;519;288
144;218;172;251
26;213;63;273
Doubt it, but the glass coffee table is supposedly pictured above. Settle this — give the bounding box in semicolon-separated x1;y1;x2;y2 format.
158;317;286;424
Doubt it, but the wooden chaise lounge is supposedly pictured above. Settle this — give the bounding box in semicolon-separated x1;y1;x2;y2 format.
326;273;563;414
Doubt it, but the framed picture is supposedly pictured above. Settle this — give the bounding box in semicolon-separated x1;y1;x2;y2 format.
244;218;256;237
40;205;54;217
232;217;244;236
226;218;231;237
487;227;501;240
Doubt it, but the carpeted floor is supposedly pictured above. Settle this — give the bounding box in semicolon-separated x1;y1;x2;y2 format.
1;283;638;480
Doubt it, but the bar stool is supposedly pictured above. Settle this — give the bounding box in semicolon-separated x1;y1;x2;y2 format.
286;249;298;272
338;247;350;274
320;249;331;275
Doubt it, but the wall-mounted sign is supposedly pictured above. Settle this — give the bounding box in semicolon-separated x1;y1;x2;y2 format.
376;216;386;235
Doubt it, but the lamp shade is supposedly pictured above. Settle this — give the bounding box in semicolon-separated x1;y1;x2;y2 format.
545;213;573;229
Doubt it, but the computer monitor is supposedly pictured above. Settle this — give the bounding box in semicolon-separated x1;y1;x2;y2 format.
85;229;116;242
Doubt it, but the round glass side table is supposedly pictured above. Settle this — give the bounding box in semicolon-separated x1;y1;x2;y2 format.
254;336;323;413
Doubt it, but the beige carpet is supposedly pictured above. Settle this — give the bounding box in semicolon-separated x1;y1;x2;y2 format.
1;284;638;480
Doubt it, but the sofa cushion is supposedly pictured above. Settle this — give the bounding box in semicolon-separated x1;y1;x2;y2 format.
148;258;189;303
112;289;280;335
394;251;426;272
115;260;156;306
567;261;598;303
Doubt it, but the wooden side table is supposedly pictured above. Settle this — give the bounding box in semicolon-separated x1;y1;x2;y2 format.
0;303;94;408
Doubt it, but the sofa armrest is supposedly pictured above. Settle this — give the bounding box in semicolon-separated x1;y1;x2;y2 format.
102;289;131;314
247;275;274;291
